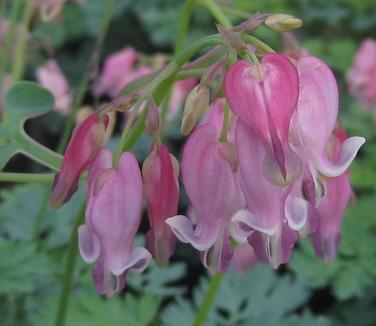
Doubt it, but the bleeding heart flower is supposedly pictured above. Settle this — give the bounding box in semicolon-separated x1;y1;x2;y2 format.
36;60;72;115
78;148;151;297
166;124;245;274
230;121;300;268
292;56;365;191
311;126;354;261
50;112;109;208
142;144;179;267
224;53;302;186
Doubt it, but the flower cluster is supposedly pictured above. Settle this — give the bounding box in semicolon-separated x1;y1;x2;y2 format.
50;19;365;297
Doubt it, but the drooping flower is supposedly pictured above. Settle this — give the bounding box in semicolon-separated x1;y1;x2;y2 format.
36;59;72;115
78;148;151;297
291;56;365;196
311;126;354;261
231;121;299;268
347;39;376;107
50;112;109;208
142;144;179;267
224;53;302;186
166;124;245;274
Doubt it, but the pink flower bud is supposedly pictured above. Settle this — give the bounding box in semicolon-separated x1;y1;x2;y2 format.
144;102;160;137
143;144;179;267
50;113;109;208
79;148;151;297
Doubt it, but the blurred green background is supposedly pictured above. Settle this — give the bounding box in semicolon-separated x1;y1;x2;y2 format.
0;0;375;325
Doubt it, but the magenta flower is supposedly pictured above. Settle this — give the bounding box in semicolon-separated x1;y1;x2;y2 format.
347;39;376;107
36;60;72;115
291;56;365;193
231;121;299;268
166;124;245;274
224;53;302;186
94;47;148;98
50;113;109;208
143;144;179;267
312;126;354;261
78;148;151;297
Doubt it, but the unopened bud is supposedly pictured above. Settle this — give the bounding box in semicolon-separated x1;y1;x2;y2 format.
145;102;160;136
181;85;209;135
265;14;303;32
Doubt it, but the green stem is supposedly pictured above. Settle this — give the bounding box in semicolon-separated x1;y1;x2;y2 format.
54;203;85;326
58;0;116;153
11;0;33;83
243;34;275;53
160;0;197;135
193;273;223;326
175;0;197;55
17;132;62;170
32;188;50;241
0;172;54;183
200;0;232;28
115;34;223;161
219;101;229;142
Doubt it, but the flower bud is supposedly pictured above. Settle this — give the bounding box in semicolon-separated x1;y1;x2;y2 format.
181;85;209;135
216;24;244;53
145;102;160;137
265;14;303;32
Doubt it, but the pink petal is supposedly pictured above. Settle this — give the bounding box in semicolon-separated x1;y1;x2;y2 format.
235;121;284;234
249;221;297;268
78;224;100;263
225;54;299;180
293;56;365;178
50;113;109;208
166;215;218;251
90;152;146;274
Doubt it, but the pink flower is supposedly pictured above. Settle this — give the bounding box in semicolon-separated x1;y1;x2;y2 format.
94;48;151;98
231;121;299;268
36;60;72;115
311;126;353;261
50;113;109;208
224;53;302;186
78;148;151;297
166;124;245;274
347;39;376;107
142;144;179;267
231;243;257;273
201;98;236;142
292;56;365;194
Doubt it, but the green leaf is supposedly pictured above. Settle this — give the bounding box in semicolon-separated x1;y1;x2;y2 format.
5;82;54;132
128;260;186;298
0;184;85;246
162;265;328;326
0;238;52;295
30;291;159;326
290;196;376;300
